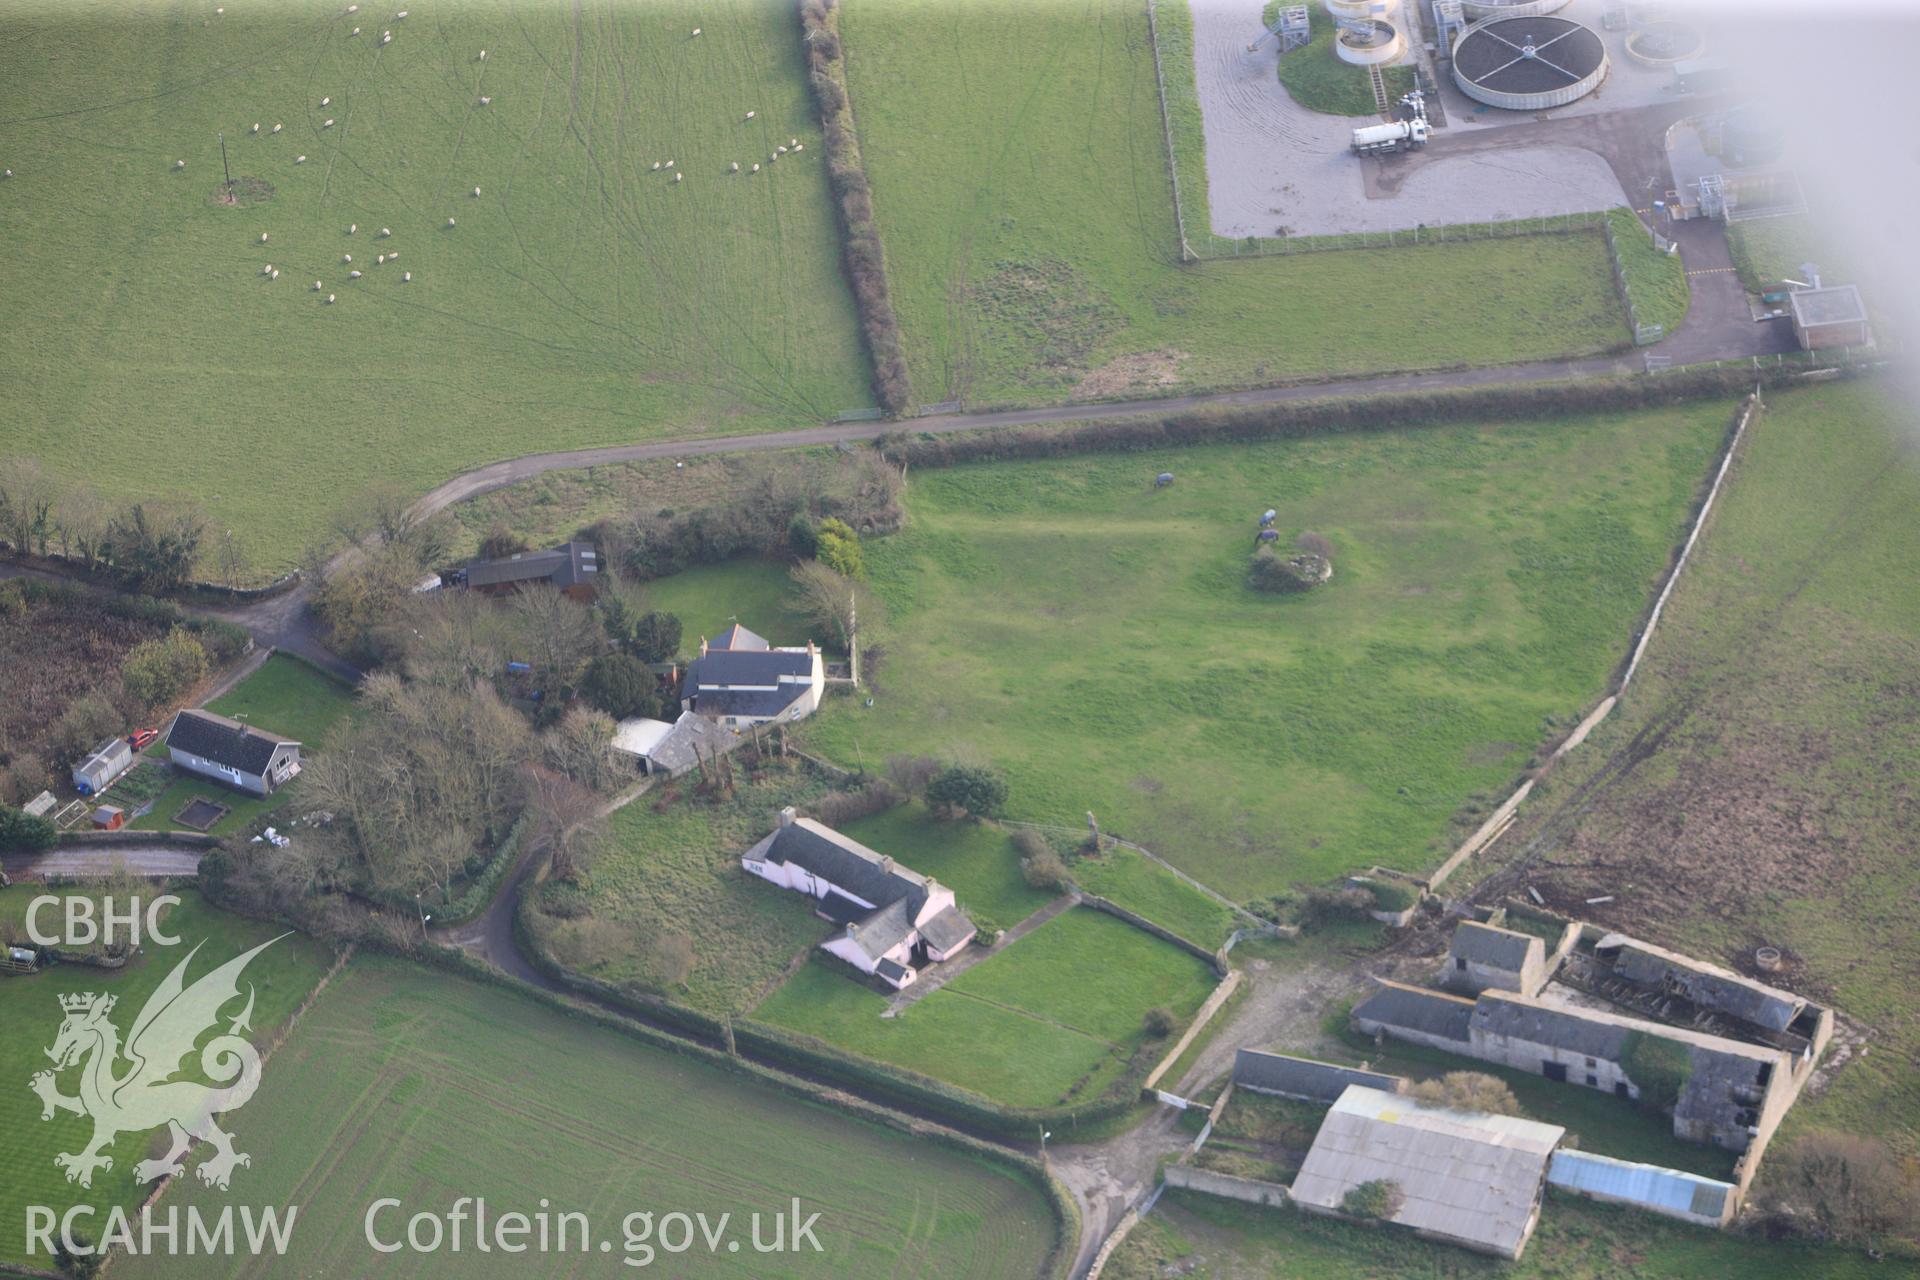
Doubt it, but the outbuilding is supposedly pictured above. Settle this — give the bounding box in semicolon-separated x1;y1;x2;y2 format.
1787;285;1868;351
1445;920;1548;997
91;805;126;831
72;737;134;796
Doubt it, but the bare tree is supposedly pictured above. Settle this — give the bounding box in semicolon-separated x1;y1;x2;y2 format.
788;560;876;651
0;457;60;556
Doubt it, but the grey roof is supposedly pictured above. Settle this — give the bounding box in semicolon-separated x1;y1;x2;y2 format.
1291;1085;1564;1259
816;891;869;927
1601;935;1803;1032
1450;921;1540;972
1470;993;1632;1062
1352;981;1475;1043
463;541;599;589
687;648;814;685
875;958;911;984
710;623;770;651
918;905;977;953
92;806;123;824
644;711;741;776
1234;1049;1406;1103
843;898;918;962
755;818;930;919
75;737;132;780
1788;285;1865;328
687;684;810;719
165;709;297;776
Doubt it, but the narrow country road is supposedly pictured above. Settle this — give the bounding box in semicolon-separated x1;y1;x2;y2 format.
3;846;206;878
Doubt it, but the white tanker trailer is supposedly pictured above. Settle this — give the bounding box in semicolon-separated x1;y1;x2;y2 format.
1351;118;1430;155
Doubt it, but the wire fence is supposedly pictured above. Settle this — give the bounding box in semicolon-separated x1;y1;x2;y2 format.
1601;212;1666;346
1192;208;1610;259
1143;0;1196;262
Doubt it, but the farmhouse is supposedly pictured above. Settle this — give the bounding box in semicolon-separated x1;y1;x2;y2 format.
1445;920;1549;997
610;709;741;777
681;623;825;729
163;709;302;797
72;737;134;796
1290;1084;1565;1260
453;541;601;601
741;807;977;990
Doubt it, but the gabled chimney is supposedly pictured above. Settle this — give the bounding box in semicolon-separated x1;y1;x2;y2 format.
778;806;797;828
880;856;895;875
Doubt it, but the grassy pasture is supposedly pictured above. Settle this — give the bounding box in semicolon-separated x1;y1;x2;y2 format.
753;907;1216;1108
123;954;1061;1279
1108;1187;1882;1280
1481;381;1920;1167
800;404;1730;900
0;889;333;1271
838;0;1627;406
838;805;1056;933
127;653;355;835
0;0;867;579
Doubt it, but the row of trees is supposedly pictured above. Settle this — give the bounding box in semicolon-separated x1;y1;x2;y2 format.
0;457;216;593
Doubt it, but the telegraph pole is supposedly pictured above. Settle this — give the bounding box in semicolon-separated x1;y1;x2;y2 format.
218;131;233;194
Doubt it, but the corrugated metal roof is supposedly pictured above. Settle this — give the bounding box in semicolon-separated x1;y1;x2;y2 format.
1547;1150;1732;1221
1291;1085;1564;1259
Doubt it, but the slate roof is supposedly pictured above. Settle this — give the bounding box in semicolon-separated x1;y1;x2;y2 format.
919;905;977;953
710;623;770;651
816;891;869;927
1352;981;1475;1043
842;898;918;962
165;709;297;776
1450;921;1540;972
1470;992;1632;1062
463;541;599;589
1233;1049;1406;1103
686;648;815;685
1600;935;1804;1032
687;685;810;719
644;711;742;777
1291;1085;1564;1259
875;958;911;985
756;818;931;919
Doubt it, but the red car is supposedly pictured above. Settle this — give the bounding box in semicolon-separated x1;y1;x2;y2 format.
127;728;160;752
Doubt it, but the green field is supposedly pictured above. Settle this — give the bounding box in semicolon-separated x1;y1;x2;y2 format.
799;404;1730;900
839;805;1056;933
640;556;820;661
0;889;334;1271
839;0;1627;406
1608;208;1690;337
123;954;1060;1279
127;653;355;835
1068;844;1237;948
1108;1187;1882;1280
1725;213;1858;295
753;907;1216;1108
0;0;867;579
1483;381;1920;1168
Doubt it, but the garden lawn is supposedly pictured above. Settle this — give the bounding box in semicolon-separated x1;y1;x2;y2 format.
0;889;333;1272
1106;1187;1884;1280
753;907;1216;1108
0;0;866;580
123;954;1061;1280
800;403;1731;900
839;0;1626;406
838;805;1055;934
544;765;840;1013
637;556;819;661
128;653;355;836
1068;844;1238;947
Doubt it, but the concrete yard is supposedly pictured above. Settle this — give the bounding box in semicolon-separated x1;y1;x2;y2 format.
1191;0;1628;236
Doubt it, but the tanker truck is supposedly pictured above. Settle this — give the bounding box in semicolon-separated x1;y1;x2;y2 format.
1351;118;1429;156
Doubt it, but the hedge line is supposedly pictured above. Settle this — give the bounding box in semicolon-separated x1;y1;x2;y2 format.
365;810;531;928
799;0;914;417
18;576;253;664
876;366;1798;469
419;941;1079;1278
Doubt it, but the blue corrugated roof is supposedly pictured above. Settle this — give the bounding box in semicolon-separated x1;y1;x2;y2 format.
1547;1150;1731;1220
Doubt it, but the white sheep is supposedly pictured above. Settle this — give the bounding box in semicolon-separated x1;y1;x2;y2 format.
403;271;411;282
769;152;779;163
396;9;408;18
343;253;352;262
692;27;701;36
326;293;335;303
664;160;674;169
271;269;279;279
651;162;661;171
730;161;739;172
776;145;787;154
349;269;362;278
472;185;481;196
377;254;386;265
262;264;274;275
346;3;358;10
792;143;803;152
479;95;492;105
379;227;392;237
2;170;10;178
387;250;399;259
348;223;357;233
477;48;486;59
380;32;391;44
272;123;283;133
446;216;456;227
674;172;683;183
791;137;799;147
314;280;324;290
321;96;331;106
350;26;359;35
323;118;335;128
260;232;269;243
250;122;260;133
751;163;760;172
744;110;755;120
174;159;186;170
296;155;307;164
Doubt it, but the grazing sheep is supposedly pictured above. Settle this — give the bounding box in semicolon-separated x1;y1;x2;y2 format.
744;110;755;120
349;269;362;278
323;118;334;127
479;95;491;105
350;26;359;35
477;48;486;59
396;9;408;18
377;254;385;264
776;145;787;154
250;122;260;133
380;32;390;44
314;280;323;289
321;96;331;106
296;155;307;163
402;271;411;282
272;123;282;133
348;223;357;233
692;27;701;35
472;186;481;196
446;216;456;227
174;159;186;169
792;143;803;152
674;172;682;183
664;160;674;169
751;163;759;172
379;227;391;237
343;253;352;263
651;161;661;171
387;250;399;259
271;269;279;279
326;293;335;303
346;3;357;10
769;153;778;163
262;264;274;276
260;232;269;243
791;137;799;147
2;170;10;178
730;161;739;172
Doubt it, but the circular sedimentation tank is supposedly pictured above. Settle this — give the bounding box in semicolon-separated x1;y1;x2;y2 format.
1452;14;1608;110
1624;19;1705;67
1335;18;1405;66
1462;0;1571;18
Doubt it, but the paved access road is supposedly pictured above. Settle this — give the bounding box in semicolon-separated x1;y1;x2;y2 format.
3;846;205;879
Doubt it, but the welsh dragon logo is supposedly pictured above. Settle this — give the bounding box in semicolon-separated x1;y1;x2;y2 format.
30;936;284;1191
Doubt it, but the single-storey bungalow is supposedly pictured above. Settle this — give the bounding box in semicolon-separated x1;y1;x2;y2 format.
72;737;134;796
453;541;601;601
682;623;825;729
164;709;302;797
1291;1084;1566;1259
741;808;977;990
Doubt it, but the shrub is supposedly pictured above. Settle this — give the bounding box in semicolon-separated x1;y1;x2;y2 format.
1409;1072;1520;1116
1020;843;1072;893
1341;1179;1404;1221
1754;1131;1920;1248
119;627;208;708
1298;885;1373;929
478;524;529;561
1364;879;1416;913
631;611;683;664
579;653;659;720
0;804;58;852
787;513;820;560
925;765;1009;820
810;779;903;827
1143;1007;1177;1039
816;516;864;579
1620;1030;1693;1112
884;753;943;798
1247;546;1331;593
0;578;24;620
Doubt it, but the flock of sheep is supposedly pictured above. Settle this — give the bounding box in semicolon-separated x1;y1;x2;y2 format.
87;5;810;309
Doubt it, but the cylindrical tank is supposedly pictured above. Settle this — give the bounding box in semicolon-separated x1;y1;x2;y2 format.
1352;121;1415;148
1462;0;1570;17
1452;14;1608;110
1335;18;1405;65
